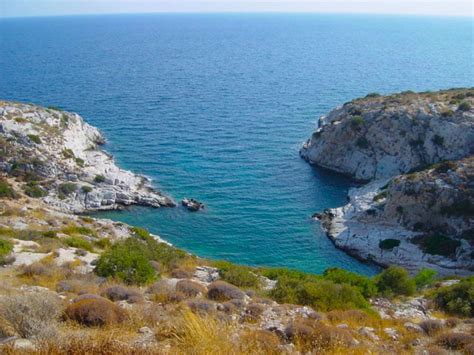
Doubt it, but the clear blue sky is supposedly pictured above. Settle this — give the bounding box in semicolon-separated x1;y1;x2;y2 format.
1;0;472;18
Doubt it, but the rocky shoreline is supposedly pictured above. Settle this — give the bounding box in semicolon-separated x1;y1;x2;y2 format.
0;101;175;213
302;89;474;276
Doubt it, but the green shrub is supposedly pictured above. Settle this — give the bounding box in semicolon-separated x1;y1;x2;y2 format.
433;277;474;317
432;135;444;146
375;266;415;297
457;101;471;112
379;239;401;250
440;199;474;217
323;268;377;298
93;238;111;250
0;239;13;265
81;185;93;193
0;180;17;199
131;227;187;271
95;238;156;285
350;116;365;129
58;183;76;198
415;234;461;257
62;149;75;159
356;137;370;149
413;268;437;289
365;92;381;98
213;260;261;288
24;182;48;198
270;278;368;311
94;175;106;183
27;134;42;144
64;236;93;252
75;157;85;167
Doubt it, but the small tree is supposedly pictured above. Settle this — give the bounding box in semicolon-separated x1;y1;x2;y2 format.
95;238;156;285
375;266;415;297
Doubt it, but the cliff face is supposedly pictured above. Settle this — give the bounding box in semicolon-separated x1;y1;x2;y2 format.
303;89;474;275
0;101;175;212
300;90;474;181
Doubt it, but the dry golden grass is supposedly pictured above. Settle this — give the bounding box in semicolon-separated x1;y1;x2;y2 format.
172;309;238;354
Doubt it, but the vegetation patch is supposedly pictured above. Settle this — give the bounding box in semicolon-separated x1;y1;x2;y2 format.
62;148;75;159
374;266;415;297
356;136;370;149
0;180;17;199
413;233;461;257
432;134;444;146
24;181;48;198
350;115;365;129
433;277;473;317
0;238;13;265
212;260;261;288
94;174;106;183
58;182;77;198
64;236;94;252
457;101;471;112
27;134;42;144
378;238;400;250
95;238;156;285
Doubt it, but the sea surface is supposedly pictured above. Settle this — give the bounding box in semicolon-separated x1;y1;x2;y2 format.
1;14;473;275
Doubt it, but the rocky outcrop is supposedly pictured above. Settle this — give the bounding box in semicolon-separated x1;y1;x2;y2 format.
0;101;174;213
300;89;474;181
303;90;474;275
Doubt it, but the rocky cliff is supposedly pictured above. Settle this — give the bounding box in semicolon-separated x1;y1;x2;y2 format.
300;89;474;181
0;101;175;213
302;89;474;275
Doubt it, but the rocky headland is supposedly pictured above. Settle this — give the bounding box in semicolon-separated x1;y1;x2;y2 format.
301;89;474;275
0;101;175;213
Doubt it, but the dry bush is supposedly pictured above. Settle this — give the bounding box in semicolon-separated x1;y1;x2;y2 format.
176;280;207;297
207;280;245;301
327;309;369;324
56;277;100;295
0;292;62;340
187;299;217;315
285;319;354;353
147;280;186;303
445;317;460;328
239;329;282;354
172;309;236;354
23;333;166;355
64;297;128;326
242;303;266;322
436;332;474;351
420;320;444;336
101;285;144;303
171;268;194;279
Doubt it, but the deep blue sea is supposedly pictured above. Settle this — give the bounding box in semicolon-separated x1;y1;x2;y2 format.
1;14;473;275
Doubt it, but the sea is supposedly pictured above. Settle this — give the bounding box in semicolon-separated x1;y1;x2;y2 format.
1;13;473;275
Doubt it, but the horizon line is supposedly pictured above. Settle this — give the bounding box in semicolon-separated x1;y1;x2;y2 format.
1;10;473;20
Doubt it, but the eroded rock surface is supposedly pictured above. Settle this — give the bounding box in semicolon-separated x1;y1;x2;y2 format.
0;101;174;212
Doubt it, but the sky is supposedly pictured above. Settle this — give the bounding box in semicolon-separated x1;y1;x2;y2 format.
1;0;473;18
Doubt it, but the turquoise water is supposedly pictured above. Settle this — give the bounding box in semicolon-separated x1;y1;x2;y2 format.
1;14;473;275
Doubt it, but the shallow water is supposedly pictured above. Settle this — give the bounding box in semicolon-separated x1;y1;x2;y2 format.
1;14;473;275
